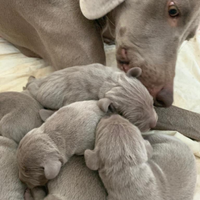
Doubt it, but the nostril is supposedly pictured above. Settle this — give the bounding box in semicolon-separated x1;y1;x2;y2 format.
154;99;166;107
155;88;173;107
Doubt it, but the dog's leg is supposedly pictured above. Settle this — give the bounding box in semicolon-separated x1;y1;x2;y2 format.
154;106;200;141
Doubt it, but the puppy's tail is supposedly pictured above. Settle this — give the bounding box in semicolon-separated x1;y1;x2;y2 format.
23;76;36;90
23;76;40;99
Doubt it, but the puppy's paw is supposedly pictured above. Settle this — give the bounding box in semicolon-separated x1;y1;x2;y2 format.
24;188;34;200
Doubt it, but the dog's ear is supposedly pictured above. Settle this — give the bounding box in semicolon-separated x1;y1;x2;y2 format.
97;98;116;113
84;149;100;171
43;159;62;180
80;0;125;20
144;140;153;159
39;109;56;122
127;67;142;78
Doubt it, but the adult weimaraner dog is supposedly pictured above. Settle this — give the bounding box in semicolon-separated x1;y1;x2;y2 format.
0;0;200;139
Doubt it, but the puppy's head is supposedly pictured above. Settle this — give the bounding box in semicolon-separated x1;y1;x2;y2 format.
17;129;62;188
98;73;158;132
85;115;151;171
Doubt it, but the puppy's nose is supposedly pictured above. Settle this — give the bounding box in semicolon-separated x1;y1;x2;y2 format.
150;119;157;129
149;112;158;129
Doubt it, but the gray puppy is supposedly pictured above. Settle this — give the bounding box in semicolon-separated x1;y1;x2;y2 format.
85;114;197;200
17;100;107;189
0;136;26;200
25;63;157;132
0;91;43;143
24;156;107;200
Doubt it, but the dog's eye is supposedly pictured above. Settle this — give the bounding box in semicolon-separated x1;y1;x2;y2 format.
168;5;180;17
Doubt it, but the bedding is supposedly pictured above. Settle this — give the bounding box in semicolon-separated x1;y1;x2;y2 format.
0;33;200;199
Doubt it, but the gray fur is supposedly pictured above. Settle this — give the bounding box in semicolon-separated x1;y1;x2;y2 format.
0;0;199;105
0;0;199;138
0;136;26;200
26;63;157;132
85;114;197;200
17;100;107;189
24;156;107;200
24;187;46;200
0;91;43;143
45;156;107;200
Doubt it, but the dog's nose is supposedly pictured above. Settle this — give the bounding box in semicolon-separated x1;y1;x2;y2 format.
154;87;173;107
148;86;173;107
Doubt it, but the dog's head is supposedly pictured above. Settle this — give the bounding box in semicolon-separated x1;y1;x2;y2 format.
80;0;200;107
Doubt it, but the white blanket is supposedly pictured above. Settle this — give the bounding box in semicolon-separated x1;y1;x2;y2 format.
0;34;200;199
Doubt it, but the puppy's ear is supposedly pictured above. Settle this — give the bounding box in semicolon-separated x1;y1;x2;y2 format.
144;140;153;159
39;109;55;122
84;149;100;171
127;67;142;78
43;159;62;180
97;98;115;113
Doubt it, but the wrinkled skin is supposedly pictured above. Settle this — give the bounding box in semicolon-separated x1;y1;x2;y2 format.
0;0;200;139
81;0;200;106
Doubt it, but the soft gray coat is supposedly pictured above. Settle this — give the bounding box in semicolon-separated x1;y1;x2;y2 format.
85;114;197;200
0;0;199;106
0;136;26;200
0;91;43;143
24;156;107;200
26;63;157;132
17;100;106;189
1;0;200;140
